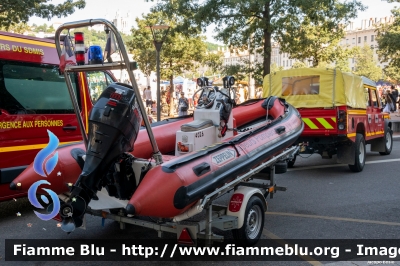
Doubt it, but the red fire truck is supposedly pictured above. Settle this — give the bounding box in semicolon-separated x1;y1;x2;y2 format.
0;31;117;201
264;68;393;172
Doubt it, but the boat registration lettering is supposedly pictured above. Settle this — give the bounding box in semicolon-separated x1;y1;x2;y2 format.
212;149;236;165
195;131;204;138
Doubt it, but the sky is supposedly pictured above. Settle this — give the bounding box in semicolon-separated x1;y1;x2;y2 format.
29;0;400;43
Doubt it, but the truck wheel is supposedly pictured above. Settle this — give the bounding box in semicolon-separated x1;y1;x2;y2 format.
348;133;366;172
288;155;296;168
379;128;393;155
275;161;288;174
232;196;264;246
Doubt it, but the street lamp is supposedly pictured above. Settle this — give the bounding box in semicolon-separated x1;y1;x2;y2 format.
147;24;170;121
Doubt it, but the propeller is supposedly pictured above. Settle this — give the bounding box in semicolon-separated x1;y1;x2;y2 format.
59;196;87;233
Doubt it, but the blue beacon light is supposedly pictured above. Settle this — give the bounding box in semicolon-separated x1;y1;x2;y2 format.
88;45;103;64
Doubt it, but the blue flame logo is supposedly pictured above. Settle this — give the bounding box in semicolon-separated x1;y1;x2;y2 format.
28;130;60;221
28;180;60;221
33;130;59;177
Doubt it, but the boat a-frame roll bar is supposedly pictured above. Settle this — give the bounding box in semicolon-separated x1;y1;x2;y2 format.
54;19;163;165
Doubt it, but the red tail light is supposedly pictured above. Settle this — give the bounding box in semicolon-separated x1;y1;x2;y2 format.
338;110;346;131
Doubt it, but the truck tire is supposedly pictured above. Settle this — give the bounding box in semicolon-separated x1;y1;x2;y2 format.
288;155;296;168
379;128;393;155
232;196;264;246
348;133;366;172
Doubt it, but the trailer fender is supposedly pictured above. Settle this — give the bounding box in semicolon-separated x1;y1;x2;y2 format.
226;187;266;229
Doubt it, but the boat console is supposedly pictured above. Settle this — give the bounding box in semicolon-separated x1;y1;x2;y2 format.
176;76;235;156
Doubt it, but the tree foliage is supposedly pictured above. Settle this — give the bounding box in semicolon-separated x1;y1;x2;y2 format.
203;51;223;74
376;1;400;80
0;0;86;30
277;1;363;68
291;61;308;69
0;22;31;34
128;12;206;80
353;45;383;81
150;0;365;77
127;11;207;113
222;64;246;81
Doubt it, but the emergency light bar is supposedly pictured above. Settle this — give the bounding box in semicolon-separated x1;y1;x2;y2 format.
74;32;85;65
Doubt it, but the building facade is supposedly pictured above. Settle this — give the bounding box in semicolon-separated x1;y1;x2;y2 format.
222;16;394;71
341;16;394;70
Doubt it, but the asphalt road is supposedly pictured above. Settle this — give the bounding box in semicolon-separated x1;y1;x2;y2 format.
1;137;400;266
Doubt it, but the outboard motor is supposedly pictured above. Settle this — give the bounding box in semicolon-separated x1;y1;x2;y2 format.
60;82;142;232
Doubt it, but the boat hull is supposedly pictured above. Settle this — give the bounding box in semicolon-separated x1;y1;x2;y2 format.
126;103;303;218
10;100;269;194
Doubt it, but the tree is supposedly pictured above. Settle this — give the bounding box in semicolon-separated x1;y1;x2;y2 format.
270;62;283;73
127;11;207;114
376;1;400;80
278;18;353;68
352;45;383;81
335;55;351;73
0;0;86;30
222;64;246;81
150;0;365;77
0;22;31;34
203;51;223;74
291;61;308;69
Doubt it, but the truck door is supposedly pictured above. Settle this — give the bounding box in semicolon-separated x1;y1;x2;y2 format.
0;61;81;172
367;87;384;137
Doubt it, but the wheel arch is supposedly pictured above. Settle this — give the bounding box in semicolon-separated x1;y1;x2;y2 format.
355;122;366;139
227;187;266;229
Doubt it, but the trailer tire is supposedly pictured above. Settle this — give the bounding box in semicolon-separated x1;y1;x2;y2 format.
379;128;393;155
232;196;264;246
287;155;296;168
348;133;366;172
275;161;288;174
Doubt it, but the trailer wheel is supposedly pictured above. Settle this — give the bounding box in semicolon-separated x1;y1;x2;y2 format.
275;161;288;174
379;128;393;155
348;133;366;172
287;155;296;168
232;196;264;246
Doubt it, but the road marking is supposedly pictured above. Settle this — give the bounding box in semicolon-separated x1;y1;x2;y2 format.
288;158;400;171
266;211;400;226
262;229;322;266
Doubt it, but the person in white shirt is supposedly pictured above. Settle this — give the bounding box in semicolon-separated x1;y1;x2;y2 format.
144;86;152;114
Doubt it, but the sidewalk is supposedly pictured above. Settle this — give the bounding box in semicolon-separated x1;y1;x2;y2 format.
389;112;400;133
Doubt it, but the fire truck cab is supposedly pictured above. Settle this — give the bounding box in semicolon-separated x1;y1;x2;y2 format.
264;68;392;172
0;31;117;201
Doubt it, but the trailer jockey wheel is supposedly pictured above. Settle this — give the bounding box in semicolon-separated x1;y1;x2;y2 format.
232;196;264;246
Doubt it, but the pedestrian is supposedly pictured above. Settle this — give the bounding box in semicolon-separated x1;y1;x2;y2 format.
383;90;395;113
238;85;245;103
256;88;263;99
144;86;152;114
188;89;193;108
178;92;189;116
391;85;399;112
244;86;249;101
151;100;157;115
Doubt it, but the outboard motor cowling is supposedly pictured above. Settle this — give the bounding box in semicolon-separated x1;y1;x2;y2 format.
60;83;142;232
80;82;142;193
